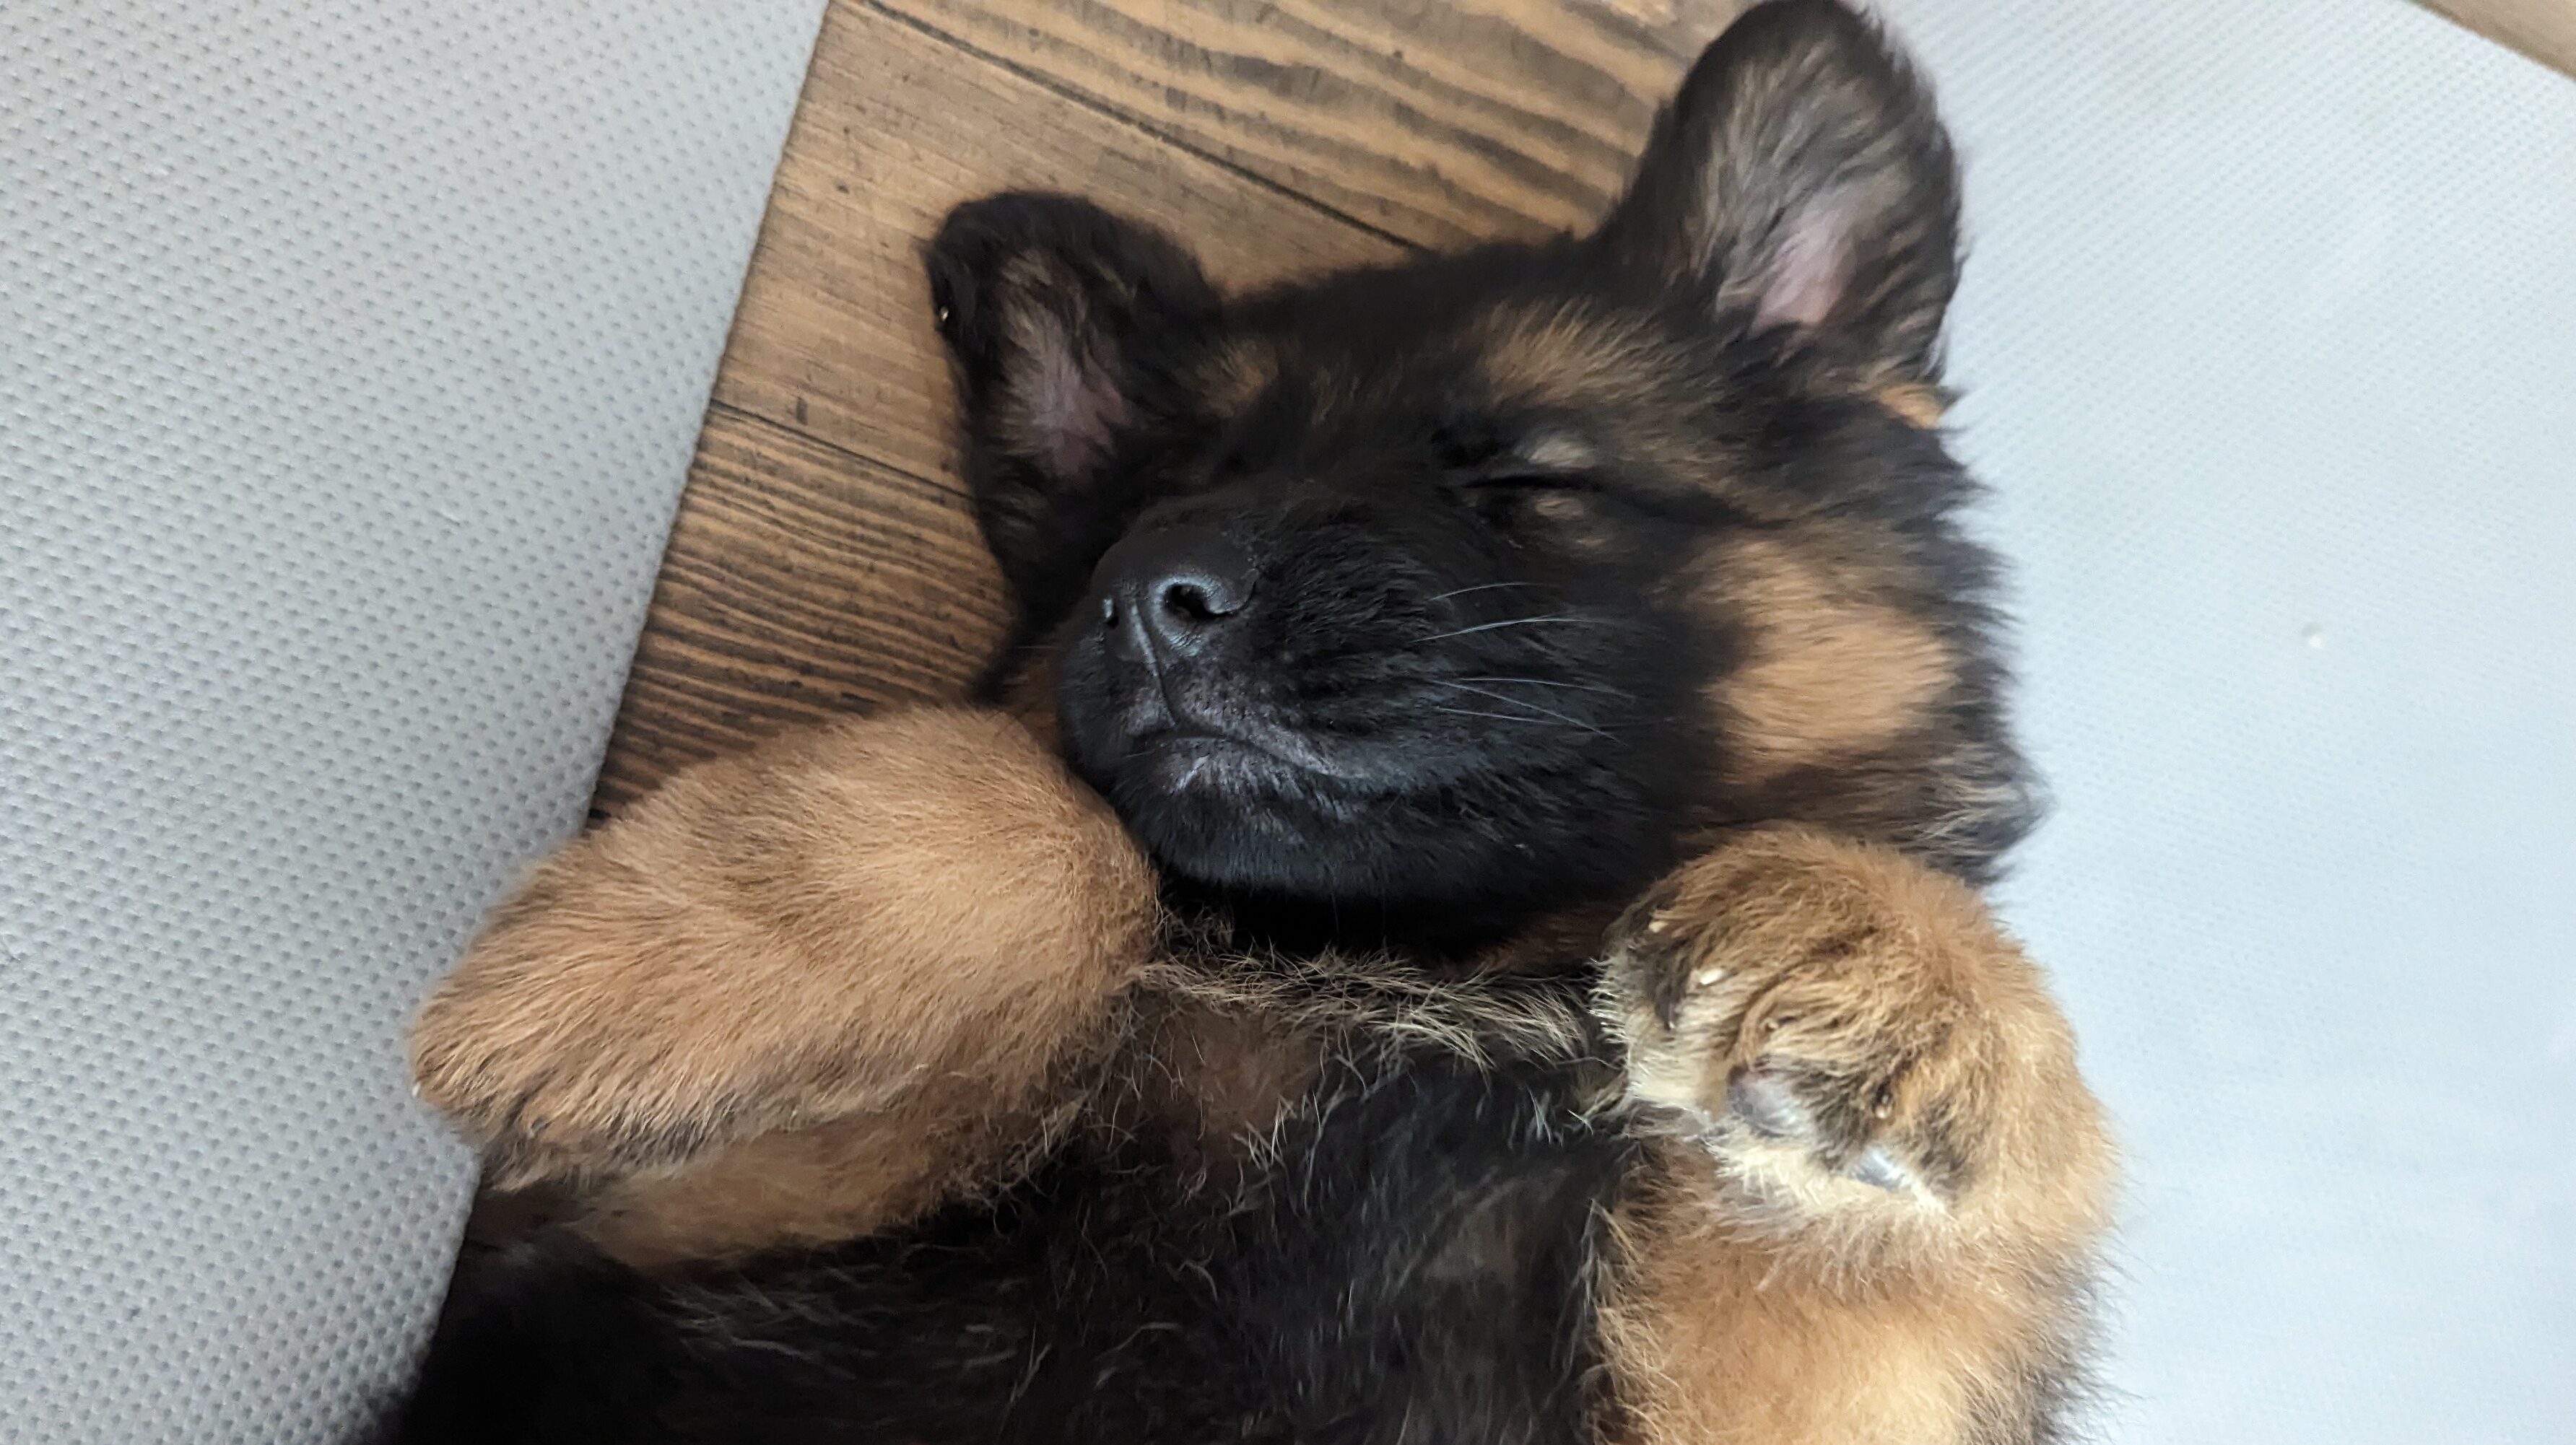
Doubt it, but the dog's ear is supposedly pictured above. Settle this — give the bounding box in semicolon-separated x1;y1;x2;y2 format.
1595;0;1959;384
927;194;1221;621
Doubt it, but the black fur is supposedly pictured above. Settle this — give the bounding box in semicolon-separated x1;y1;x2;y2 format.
389;5;2052;1441
398;1047;1628;1445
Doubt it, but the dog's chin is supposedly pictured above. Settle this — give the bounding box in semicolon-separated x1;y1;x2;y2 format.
1089;731;1365;897
1121;730;1317;800
1087;736;1569;917
1063;697;1664;914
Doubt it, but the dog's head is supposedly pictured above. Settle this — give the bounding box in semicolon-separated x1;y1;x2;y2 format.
928;0;2031;938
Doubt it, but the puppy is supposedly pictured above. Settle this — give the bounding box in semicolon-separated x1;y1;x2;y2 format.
394;4;2112;1441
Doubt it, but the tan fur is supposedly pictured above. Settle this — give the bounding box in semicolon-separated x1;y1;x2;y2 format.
1526;488;1626;554
576;1000;1123;1266
1594;825;2113;1444
1598;1181;2076;1445
1196;333;1279;417
1875;381;1948;429
1479;302;1672;414
575;914;1610;1260
1146;925;1599;1075
1475;302;1722;497
1476;301;1785;528
410;707;1158;1202
1707;534;1955;782
1517;430;1601;473
577;1103;1047;1267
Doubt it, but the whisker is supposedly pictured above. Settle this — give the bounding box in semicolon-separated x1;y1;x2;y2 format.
1424;581;1544;604
1432;681;1614;738
1450;675;1634;698
1431;705;1585;730
1414;615;1606;644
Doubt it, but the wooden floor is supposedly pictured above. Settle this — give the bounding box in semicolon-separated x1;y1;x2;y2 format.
591;0;2572;813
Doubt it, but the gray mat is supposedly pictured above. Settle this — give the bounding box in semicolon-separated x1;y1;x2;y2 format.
1876;1;2576;1440
0;3;824;1441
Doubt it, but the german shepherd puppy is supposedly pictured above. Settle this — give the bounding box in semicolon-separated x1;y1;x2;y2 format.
393;4;2112;1441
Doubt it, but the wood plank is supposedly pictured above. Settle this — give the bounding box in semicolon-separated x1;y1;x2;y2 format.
879;0;2576;252
593;402;1011;811
871;0;1749;250
2421;0;2576;78
708;0;1406;484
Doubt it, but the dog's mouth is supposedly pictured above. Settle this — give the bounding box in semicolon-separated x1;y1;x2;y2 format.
1055;608;1683;912
1066;622;1622;810
1116;703;1414;797
1129;726;1310;793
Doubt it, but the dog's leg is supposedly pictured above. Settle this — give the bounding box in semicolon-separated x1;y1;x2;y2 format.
409;706;1158;1256
1594;824;2113;1444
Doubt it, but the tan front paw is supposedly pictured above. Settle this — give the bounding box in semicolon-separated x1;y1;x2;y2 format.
408;851;801;1188
1601;826;2108;1240
410;707;1160;1191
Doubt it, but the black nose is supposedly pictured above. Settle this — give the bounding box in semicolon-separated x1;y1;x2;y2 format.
1094;525;1255;658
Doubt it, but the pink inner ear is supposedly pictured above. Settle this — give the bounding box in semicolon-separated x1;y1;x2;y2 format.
1754;195;1855;334
1026;339;1130;486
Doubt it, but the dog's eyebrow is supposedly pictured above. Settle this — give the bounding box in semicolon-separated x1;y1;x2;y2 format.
1512;432;1597;473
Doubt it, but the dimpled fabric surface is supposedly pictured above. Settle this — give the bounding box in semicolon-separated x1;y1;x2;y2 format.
1873;1;2576;1441
0;3;823;1441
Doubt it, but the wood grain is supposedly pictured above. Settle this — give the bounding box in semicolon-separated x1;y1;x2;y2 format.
593;403;1011;811
874;0;1746;249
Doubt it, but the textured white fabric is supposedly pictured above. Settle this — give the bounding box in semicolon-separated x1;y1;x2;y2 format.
0;4;823;1441
1873;2;2576;1441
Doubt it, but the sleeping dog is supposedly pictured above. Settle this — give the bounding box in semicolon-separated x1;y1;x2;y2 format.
394;4;2112;1440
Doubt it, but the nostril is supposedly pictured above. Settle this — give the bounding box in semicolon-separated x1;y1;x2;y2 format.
1159;580;1217;621
1092;527;1253;651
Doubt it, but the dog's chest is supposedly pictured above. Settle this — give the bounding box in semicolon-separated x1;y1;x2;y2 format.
1024;1043;1634;1445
